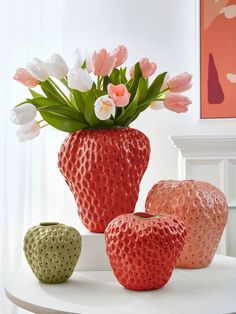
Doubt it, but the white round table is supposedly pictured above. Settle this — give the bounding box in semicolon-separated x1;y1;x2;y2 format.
5;255;236;314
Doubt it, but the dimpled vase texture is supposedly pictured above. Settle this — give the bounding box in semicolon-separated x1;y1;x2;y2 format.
105;212;186;291
58;128;150;233
145;180;228;268
24;223;82;283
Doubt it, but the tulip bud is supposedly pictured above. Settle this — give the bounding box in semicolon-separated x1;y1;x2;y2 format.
167;72;193;93
44;54;68;79
10;104;37;125
130;58;157;78
16;120;40;142
85;52;92;73
110;45;128;68
67;68;93;92
74;49;84;68
13;68;38;88
27;58;48;82
164;93;192;113
92;49;117;77
107;83;131;107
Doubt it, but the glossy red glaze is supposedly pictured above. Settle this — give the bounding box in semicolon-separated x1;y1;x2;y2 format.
105;212;186;291
58;128;150;232
145;180;228;268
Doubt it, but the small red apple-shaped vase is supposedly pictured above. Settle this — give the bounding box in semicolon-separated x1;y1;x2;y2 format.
105;212;186;291
145;180;228;268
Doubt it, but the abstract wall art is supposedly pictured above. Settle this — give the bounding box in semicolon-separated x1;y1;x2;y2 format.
200;0;236;118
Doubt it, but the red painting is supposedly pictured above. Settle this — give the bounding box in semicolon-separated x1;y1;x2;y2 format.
200;0;236;118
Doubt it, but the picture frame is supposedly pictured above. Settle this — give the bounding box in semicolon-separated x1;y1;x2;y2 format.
200;0;236;119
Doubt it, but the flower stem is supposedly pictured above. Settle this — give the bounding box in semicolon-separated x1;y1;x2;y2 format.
161;87;169;93
97;76;100;89
40;124;49;129
48;78;71;106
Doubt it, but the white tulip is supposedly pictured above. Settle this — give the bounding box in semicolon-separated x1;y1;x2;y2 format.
10;104;37;125
85;51;92;73
74;49;84;68
149;101;165;110
94;96;116;120
16;120;40;142
27;58;48;82
67;67;93;92
44;53;68;79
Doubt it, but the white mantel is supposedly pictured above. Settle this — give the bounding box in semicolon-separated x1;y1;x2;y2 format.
171;135;236;157
170;135;236;257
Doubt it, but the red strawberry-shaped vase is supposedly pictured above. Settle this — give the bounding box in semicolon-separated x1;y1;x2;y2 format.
105;212;186;291
58;128;150;233
145;180;228;268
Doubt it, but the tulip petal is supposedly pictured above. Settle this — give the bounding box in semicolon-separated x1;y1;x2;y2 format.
94;96;116;120
107;83;131;107
75;49;84;68
13;68;38;88
44;54;68;79
27;58;48;82
92;49;117;77
10;104;37;125
68;68;93;92
16;120;40;142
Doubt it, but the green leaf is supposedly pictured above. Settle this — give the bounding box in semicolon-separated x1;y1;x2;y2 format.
25;97;64;109
103;119;114;127
93;89;107;99
126;79;133;90
128;62;142;100
29;89;44;98
40;111;87;132
103;76;109;91
124;112;140;126
109;69;121;85
81;60;86;69
39;81;66;104
115;107;124;119
71;90;87;114
120;67;128;84
84;91;102;127
136;78;148;104
116;77;148;126
146;72;167;99
37;105;87;123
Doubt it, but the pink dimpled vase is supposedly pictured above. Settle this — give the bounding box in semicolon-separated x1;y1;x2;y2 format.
145;180;228;268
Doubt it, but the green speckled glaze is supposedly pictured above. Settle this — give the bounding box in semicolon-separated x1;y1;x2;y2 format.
23;222;82;283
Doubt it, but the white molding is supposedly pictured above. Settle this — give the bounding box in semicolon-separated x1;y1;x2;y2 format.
171;135;236;157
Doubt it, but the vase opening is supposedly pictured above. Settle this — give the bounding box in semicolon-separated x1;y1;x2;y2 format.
40;222;59;227
133;212;160;220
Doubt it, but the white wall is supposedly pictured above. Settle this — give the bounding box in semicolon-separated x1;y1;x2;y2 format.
2;1;236;312
61;0;236;210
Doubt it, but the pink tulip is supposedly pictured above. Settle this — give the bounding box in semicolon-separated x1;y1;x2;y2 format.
13;68;38;88
92;49;117;77
130;58;157;78
167;72;193;93
164;93;192;113
110;45;128;68
107;83;131;107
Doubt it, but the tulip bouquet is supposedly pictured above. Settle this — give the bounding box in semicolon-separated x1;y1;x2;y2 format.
11;45;192;142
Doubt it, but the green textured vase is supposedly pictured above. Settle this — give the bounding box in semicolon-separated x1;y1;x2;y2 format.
23;222;82;284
